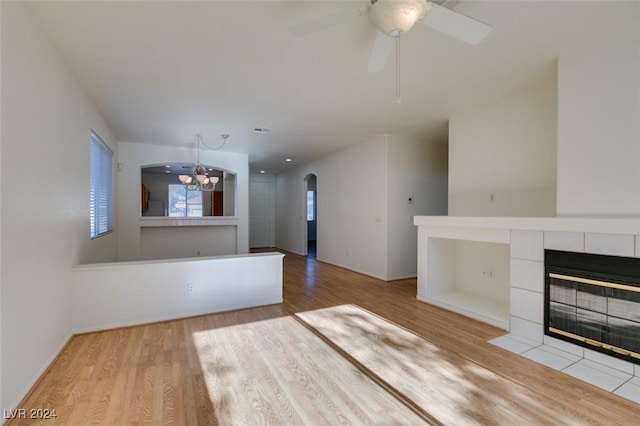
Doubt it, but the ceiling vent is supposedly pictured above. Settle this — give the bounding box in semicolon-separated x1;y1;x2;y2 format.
253;127;271;134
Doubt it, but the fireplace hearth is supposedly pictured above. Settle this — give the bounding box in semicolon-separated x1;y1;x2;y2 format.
545;250;640;364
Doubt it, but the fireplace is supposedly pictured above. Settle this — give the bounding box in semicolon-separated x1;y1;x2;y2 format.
544;250;640;364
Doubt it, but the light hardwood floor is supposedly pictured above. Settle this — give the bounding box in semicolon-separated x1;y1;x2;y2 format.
8;250;640;425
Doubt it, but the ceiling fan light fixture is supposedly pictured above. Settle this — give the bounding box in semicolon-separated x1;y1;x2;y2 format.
368;0;429;37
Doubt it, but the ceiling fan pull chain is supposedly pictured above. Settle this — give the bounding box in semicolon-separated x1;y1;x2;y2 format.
197;134;202;164
395;36;401;104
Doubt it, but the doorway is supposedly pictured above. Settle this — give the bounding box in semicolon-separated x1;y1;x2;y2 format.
249;180;272;248
304;174;317;259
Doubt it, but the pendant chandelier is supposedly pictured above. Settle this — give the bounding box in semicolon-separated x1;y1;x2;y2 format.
178;134;229;192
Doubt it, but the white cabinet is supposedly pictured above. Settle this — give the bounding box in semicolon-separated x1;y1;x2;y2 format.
417;226;511;330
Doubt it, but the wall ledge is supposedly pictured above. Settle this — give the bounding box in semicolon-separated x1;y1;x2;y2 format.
139;216;239;227
74;251;284;270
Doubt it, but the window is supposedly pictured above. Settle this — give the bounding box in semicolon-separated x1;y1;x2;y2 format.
307;190;315;221
168;184;203;217
90;131;113;238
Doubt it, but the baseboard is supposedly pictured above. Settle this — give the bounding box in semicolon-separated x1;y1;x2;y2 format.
273;245;305;257
5;332;73;420
73;299;284;334
386;274;418;281
315;257;417;282
315;258;387;281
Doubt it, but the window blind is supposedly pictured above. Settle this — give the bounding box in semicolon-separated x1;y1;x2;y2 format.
90;131;113;238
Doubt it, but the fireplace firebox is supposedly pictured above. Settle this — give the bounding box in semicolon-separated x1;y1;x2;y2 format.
544;250;640;364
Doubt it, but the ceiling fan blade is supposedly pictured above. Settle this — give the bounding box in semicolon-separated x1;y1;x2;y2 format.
367;31;394;73
419;3;491;45
290;5;369;37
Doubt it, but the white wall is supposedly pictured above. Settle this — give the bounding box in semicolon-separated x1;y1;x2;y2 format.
70;253;284;333
223;173;236;216
556;2;640;216
1;2;118;412
140;226;236;260
275;134;448;280
276;136;389;279
117;142;249;261
454;240;510;305
386;136;448;280
327;138;389;279
447;3;639;219
448;81;558;217
275;170;306;254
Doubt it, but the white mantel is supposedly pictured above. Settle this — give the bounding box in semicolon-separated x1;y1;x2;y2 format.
414;216;640;235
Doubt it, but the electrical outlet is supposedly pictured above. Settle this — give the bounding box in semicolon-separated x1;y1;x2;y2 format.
187;284;195;294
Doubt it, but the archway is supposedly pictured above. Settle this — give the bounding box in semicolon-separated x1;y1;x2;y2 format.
303;174;317;258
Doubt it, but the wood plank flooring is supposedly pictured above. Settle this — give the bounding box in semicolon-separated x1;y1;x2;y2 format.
8;250;640;425
297;304;635;425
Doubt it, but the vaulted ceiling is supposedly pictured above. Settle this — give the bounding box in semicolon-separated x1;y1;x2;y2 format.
25;1;606;173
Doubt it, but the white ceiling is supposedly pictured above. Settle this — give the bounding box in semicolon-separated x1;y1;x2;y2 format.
25;1;604;173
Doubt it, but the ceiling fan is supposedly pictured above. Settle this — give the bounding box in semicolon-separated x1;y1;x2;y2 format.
290;0;491;74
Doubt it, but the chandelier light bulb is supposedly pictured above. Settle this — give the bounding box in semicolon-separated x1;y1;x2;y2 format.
178;134;227;192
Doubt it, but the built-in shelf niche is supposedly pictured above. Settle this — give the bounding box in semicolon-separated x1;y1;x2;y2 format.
419;237;510;330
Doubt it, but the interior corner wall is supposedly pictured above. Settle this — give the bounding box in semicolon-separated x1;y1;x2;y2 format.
275;136;389;279
117;142;250;261
223;173;236;216
1;1;118;412
556;2;640;216
448;82;558;217
386;136;448;280
274;169;307;255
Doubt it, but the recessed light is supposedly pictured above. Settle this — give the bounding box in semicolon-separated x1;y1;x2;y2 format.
165;165;170;168
260;170;266;174
207;168;213;171
165;170;170;173
285;158;292;162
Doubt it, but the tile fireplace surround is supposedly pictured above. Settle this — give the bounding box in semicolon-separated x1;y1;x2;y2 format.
413;216;640;404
